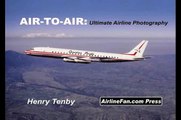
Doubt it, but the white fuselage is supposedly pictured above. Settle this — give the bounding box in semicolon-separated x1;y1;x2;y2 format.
24;40;148;63
25;47;135;61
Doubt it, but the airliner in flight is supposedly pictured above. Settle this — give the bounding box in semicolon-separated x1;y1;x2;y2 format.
24;40;148;63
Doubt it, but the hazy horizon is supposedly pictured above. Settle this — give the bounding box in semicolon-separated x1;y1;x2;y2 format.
6;37;175;56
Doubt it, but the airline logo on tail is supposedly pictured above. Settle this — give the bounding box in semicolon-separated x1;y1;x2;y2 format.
126;40;148;58
25;40;149;64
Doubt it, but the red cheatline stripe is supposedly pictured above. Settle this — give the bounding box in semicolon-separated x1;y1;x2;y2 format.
123;52;137;56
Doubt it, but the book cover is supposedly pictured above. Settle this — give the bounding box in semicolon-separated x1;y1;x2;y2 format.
6;0;175;119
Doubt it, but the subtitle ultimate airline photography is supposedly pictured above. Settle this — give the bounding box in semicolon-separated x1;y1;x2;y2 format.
6;0;175;120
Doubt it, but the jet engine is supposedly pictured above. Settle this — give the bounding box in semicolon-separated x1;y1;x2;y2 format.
63;58;91;63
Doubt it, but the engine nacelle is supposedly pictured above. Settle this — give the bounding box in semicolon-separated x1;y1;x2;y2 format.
63;58;91;63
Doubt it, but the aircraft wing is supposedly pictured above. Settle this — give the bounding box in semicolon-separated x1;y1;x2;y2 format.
62;57;92;63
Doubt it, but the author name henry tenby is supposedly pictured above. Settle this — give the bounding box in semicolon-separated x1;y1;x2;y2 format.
27;98;75;106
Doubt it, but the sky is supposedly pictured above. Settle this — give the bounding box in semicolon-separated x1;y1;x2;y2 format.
6;0;175;38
